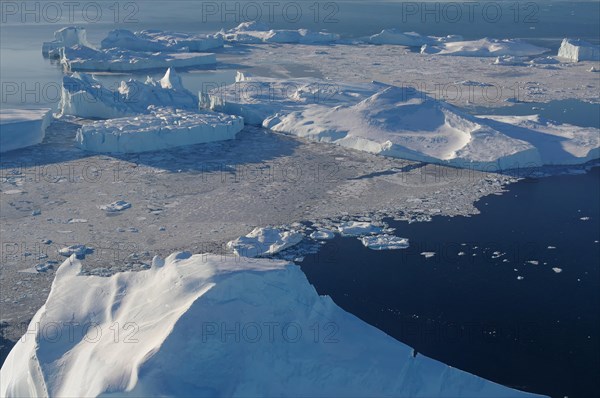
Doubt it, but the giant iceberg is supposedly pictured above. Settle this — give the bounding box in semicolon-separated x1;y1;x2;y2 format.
61;45;216;72
75;107;244;153
0;252;547;397
0;109;52;153
42;26;94;58
421;38;549;57
60;68;197;119
101;29;223;52
557;38;600;62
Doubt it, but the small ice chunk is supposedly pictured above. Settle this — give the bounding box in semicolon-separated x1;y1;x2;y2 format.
100;200;131;212
337;221;383;236
310;229;335;240
58;245;91;257
526;260;539;265
360;235;409;250
552;268;563;274
421;252;436;259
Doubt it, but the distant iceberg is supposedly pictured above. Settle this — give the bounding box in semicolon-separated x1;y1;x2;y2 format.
421;38;549;57
101;29;223;52
42;26;94;58
0;252;548;397
217;21;340;44
366;29;462;46
60;68;197;119
76;106;243;153
0;109;52;153
557;38;600;62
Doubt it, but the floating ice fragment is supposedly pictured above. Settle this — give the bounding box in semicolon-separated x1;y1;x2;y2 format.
360;235;409;250
100;200;131;212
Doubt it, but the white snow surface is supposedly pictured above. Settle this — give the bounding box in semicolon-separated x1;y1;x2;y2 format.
60;68;197;118
557;38;600;62
227;227;303;257
0;109;52;153
101;29;223;52
421;38;549;57
217;22;340;44
76;107;244;153
42;26;94;58
360;234;410;250
0;252;547;398
61;45;216;72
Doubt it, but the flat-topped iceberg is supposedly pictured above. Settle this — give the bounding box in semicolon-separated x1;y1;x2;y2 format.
227;227;303;257
61;45;216;72
60;68;197;119
42;26;94;58
0;109;52;153
557;38;600;62
0;252;547;397
367;29;462;46
217;21;339;44
421;38;549;57
360;234;410;250
101;29;223;52
76;107;243;153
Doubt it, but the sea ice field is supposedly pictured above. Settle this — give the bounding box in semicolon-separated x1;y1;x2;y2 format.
0;1;599;397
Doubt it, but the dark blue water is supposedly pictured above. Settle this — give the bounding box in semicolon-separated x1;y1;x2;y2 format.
300;167;600;398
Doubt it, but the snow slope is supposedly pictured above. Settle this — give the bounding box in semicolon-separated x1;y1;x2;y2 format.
557;38;600;62
0;109;52;153
217;22;339;44
421;38;549;57
42;26;94;58
76;107;244;153
61;45;216;72
60;68;197;118
0;252;547;398
101;29;223;52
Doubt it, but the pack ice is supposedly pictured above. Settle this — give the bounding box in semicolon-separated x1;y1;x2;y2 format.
217;21;340;44
421;38;549;57
76;107;244;153
557;38;600;62
61;45;216;72
42;26;94;58
0;109;52;153
202;76;599;169
60;68;197;119
0;252;547;398
101;29;223;52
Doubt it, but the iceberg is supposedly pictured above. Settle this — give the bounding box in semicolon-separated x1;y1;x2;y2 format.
227;227;303;257
60;68;197;119
75;107;244;153
101;29;223;52
337;221;383;236
557;38;600;62
0;252;547;397
218;22;340;44
367;29;462;46
360;234;410;250
42;26;94;58
421;38;549;57
0;109;52;153
61;45;216;72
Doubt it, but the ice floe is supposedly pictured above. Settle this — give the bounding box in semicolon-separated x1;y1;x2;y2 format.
42;26;94;58
0;109;52;153
60;68;197;118
0;252;547;397
227;227;303;257
76;107;244;153
360;234;409;250
421;252;436;258
336;221;383;236
310;229;336;240
217;22;339;44
61;45;216;72
366;29;462;46
558;39;600;62
420;38;549;57
101;29;223;52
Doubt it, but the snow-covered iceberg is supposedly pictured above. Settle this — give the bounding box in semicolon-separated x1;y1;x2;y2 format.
60;68;197;119
0;252;547;397
0;109;52;153
421;38;549;57
42;26;94;58
557;38;600;62
217;21;339;44
101;29;223;52
61;45;216;72
367;29;462;46
76;107;243;153
227;227;303;257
